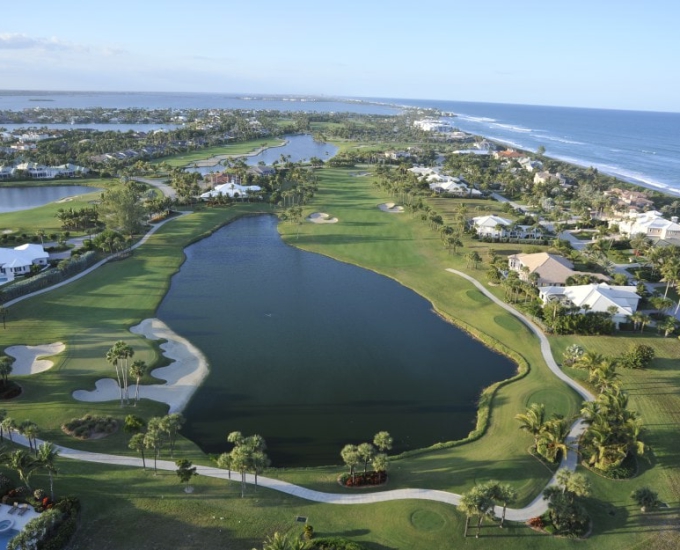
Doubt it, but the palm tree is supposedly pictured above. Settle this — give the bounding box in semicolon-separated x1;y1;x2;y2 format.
129;360;147;404
19;421;39;455
515;403;546;448
660;315;678;337
341;444;360;484
7;449;37;489
0;357;13;387
536;418;570;463
1;417;16;442
631;487;660;512
357;442;375;474
216;452;233;479
458;486;495;538
482;481;517;528
36;442;59;501
230;445;251;498
128;433;146;469
373;431;393;453
160;413;185;457
144;419;165;474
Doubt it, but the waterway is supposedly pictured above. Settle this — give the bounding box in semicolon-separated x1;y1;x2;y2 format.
0;185;100;213
156;215;516;466
183;134;338;176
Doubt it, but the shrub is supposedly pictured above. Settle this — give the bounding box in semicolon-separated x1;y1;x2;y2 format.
304;524;314;540
0;475;12;497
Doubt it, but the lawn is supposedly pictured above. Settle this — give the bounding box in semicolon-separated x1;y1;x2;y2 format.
0;167;677;549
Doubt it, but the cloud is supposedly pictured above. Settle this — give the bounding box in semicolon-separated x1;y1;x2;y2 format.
0;33;129;57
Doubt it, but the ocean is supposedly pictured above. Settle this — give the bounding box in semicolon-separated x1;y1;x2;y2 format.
1;90;678;197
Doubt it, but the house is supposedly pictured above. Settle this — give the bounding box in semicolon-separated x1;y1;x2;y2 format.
518;158;543;172
413;119;455;133
604;188;655;210
508;252;608;286
200;182;262;199
0;244;49;282
539;283;640;328
616;211;680;240
533;171;567;185
493;149;526;161
471;215;512;238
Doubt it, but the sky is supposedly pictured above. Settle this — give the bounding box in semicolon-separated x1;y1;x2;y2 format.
1;0;679;112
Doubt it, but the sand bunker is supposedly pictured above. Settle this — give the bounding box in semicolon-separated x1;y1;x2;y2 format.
307;212;338;224
72;318;209;413
5;342;66;375
378;202;405;213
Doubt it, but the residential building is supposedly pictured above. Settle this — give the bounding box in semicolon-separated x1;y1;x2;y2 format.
0;244;49;282
539;283;640;328
508;252;609;286
616;210;680;240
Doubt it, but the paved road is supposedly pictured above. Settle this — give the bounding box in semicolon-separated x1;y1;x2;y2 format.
132;176;177;199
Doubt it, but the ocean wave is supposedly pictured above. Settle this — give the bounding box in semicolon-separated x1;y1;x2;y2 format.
540;136;585;145
457;114;497;123
490;123;533;133
552;154;680;196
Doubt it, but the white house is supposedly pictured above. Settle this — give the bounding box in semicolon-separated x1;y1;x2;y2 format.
616;210;680;241
539;283;640;328
200;182;262;199
471;215;512;238
413;119;454;133
0;244;49;282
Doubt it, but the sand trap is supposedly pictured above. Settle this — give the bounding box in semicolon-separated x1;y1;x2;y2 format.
4;342;65;375
378;202;404;213
72;318;209;413
307;212;338;224
2;230;14;234
352;172;371;177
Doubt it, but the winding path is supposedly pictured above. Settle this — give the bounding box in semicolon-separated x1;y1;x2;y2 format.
7;267;594;523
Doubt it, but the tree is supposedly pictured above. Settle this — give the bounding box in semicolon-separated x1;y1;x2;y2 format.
357;442;375;474
621;344;655;369
562;344;584;367
372;453;388;474
1;417;16;442
536;417;570;463
129;433;147;469
483;481;517;528
99;182;147;238
341;444;360;484
36;442;59;501
129;360;147;404
160;413;185;456
7;449;37;489
175;459;198;492
0;357;13;387
144;418;165;473
230;445;251;498
659;315;678;338
631;487;660;512
215;451;233;479
106;341;134;406
19;421;39;455
458;486;495;538
515;403;546;447
124;414;146;434
373;431;393;453
259;532;311;550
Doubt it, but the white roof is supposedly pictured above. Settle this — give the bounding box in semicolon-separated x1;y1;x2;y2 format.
472;215;512;228
200;183;262;199
0;244;48;269
541;283;639;316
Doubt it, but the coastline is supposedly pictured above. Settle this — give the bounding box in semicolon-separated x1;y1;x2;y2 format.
72;318;209;413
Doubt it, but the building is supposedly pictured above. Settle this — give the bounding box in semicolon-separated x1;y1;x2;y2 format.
616;210;680;240
471;215;512;238
539;283;640;328
200;182;262;199
508;252;609;287
0;244;50;282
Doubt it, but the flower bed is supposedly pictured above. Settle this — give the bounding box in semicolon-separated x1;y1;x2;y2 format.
62;414;118;440
339;471;387;488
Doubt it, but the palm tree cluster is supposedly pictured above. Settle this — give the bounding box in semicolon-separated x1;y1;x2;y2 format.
340;431;392;486
580;387;645;474
127;413;185;473
106;341;135;407
542;469;591;536
0;437;60;500
515;403;570;464
215;432;270;498
458;480;517;537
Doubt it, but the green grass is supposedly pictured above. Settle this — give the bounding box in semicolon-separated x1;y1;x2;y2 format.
0;167;678;548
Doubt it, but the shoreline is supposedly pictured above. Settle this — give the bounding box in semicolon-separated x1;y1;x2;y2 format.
72;318;209;413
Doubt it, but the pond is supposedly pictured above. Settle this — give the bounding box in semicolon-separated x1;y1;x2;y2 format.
184;134;338;176
0;185;100;213
157;216;516;466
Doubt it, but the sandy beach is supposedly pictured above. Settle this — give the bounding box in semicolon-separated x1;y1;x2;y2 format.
307;212;338;224
72;318;209;413
378;202;405;213
4;342;66;375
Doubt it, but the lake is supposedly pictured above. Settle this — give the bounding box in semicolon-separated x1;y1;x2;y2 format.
0;185;100;213
184;134;338;175
157;215;516;466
